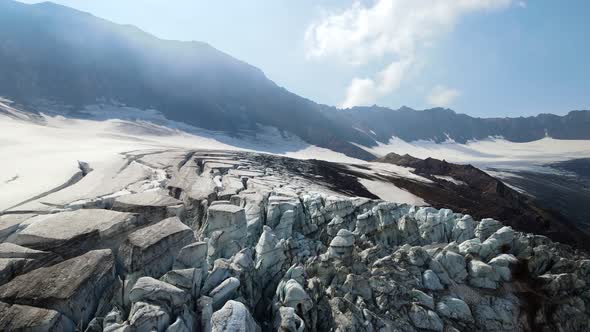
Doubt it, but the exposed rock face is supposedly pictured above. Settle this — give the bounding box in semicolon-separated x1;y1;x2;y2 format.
0;302;76;331
202;203;247;264
1;149;589;331
10;209;144;257
119;216;196;277
112;190;184;222
0;249;116;327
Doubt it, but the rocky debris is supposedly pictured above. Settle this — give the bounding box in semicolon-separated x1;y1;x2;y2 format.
119;216;196;277
1;149;590;331
0;249;115;327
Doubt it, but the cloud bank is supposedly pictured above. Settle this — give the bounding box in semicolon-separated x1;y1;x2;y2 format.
305;0;515;108
427;85;461;107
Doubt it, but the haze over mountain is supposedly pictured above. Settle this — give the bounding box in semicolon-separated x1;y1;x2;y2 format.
1;0;590;161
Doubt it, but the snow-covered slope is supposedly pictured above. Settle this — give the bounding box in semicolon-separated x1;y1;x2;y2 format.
361;136;590;170
0;105;360;211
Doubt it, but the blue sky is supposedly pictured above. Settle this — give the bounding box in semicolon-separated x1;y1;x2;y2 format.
18;0;590;117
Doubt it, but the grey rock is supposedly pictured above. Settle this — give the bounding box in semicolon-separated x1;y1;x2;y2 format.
409;303;443;331
468;260;500;289
479;226;514;260
211;300;260;332
112;190;184;222
203;204;247;263
119;216;196;277
411;289;434;309
161;268;202;300
12;209;143;257
129;277;190;308
475;218;502;241
436;296;473;323
129;301;170;332
0;249;115;327
0;302;76;331
434;250;467;283
423;269;444;290
451;215;476;243
275;306;305;332
209;277;240;310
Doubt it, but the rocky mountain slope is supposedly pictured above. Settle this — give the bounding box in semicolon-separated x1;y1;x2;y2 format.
372;153;590;250
1;149;589;331
1;0;590;161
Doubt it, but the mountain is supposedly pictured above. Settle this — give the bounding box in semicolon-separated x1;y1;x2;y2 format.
330;106;590;144
0;0;375;159
1;0;590;161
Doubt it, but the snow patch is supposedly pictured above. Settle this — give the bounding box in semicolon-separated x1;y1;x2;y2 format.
358;178;426;206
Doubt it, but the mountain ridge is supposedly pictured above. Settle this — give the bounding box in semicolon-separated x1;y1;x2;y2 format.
1;0;589;160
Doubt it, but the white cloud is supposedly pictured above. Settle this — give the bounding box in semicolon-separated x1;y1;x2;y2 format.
305;0;514;107
341;78;377;108
427;85;461;107
518;1;527;8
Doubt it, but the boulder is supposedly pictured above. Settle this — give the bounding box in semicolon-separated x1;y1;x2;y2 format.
0;243;62;285
0;249;116;327
475;218;502;241
197;296;213;332
411;289;434;310
458;238;482;256
409;303;443;331
277;279;313;313
174;241;208;281
128;301;170;332
422;269;444;290
451;215;476;243
436;296;473;323
11;209;143;257
327;229;355;262
255;226;286;285
112;190;184;222
209;277;240;310
488;254;518;282
0;302;76;331
468;260;500;289
479;226;514;260
119;217;196;277
202;204;247;263
211;300;260;332
473;295;520;331
274;306;305;332
433;250;467;283
161;268;202;300
129;277;190;308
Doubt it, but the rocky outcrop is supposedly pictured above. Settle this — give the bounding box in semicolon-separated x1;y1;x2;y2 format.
9;209;144;258
119;216;196;277
0;302;76;331
0;249;116;327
